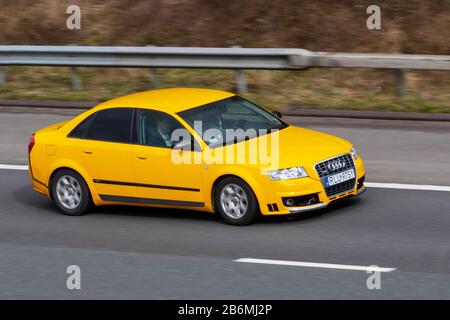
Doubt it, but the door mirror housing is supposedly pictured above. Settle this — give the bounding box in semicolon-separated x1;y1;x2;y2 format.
173;139;192;150
173;136;202;152
271;110;282;119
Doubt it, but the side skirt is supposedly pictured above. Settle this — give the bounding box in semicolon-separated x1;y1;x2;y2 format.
99;194;205;208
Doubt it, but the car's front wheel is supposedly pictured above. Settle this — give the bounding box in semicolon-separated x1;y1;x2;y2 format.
214;177;259;226
52;169;91;216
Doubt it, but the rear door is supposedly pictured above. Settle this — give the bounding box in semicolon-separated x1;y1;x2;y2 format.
69;108;137;200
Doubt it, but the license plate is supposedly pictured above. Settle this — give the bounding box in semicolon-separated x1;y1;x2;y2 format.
323;169;355;187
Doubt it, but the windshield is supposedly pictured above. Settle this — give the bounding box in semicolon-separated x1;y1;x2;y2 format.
178;96;288;147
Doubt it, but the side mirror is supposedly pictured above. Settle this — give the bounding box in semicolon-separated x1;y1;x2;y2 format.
173;137;202;152
272;110;282;119
173;139;192;150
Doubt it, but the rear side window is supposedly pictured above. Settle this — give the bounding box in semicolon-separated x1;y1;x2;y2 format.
68;113;96;138
85;108;133;143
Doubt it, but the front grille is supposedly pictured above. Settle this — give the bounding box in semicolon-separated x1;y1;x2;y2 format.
315;154;354;177
315;154;356;197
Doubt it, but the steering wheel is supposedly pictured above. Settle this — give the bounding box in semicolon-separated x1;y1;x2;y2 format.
230;119;246;130
206;124;224;145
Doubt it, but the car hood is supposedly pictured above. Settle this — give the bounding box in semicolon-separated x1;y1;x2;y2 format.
207;125;353;175
230;125;353;172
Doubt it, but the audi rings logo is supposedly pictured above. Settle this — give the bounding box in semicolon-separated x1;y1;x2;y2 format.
327;159;346;171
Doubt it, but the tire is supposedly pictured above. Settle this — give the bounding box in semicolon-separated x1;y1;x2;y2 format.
214;176;259;226
52;169;91;216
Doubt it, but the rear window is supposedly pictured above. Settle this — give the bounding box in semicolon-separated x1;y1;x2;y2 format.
85;108;133;143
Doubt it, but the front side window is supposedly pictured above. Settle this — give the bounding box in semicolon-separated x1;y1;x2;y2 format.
85;108;133;143
137;109;191;149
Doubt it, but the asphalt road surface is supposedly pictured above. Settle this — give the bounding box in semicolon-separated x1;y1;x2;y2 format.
0;110;449;299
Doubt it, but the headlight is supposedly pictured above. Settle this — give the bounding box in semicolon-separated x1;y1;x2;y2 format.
350;147;358;161
268;166;308;180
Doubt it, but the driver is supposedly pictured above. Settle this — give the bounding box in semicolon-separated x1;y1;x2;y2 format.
156;119;173;147
203;108;223;130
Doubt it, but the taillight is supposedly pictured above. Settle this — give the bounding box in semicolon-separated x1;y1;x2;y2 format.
28;133;35;154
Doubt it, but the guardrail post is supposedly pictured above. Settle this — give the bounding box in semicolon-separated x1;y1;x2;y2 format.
395;69;406;96
70;67;83;91
235;69;248;93
231;46;248;93
146;45;159;88
149;68;159;88
0;67;5;85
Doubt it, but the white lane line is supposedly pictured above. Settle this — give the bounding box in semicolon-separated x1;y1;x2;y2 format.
0;163;449;192
0;164;28;170
365;182;450;192
234;258;396;272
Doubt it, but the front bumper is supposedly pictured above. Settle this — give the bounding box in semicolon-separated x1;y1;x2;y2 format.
287;202;328;213
261;156;366;215
286;185;366;213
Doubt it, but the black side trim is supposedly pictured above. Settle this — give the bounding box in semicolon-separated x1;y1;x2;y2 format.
28;155;48;188
99;194;204;207
93;179;200;192
357;175;365;190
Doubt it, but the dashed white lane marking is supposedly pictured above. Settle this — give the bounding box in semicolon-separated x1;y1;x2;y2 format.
365;182;450;192
0;164;28;170
0;164;449;192
234;258;396;272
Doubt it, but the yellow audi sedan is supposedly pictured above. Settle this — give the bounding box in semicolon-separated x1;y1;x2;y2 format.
28;88;365;225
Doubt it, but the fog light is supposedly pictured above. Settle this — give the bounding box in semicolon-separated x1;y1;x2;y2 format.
282;193;320;207
285;198;295;206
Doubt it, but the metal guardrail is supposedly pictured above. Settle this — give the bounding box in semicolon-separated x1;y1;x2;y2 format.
1;45;449;70
0;46;310;69
0;45;449;93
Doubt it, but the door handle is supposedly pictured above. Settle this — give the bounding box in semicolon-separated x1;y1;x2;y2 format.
137;155;147;160
83;150;93;155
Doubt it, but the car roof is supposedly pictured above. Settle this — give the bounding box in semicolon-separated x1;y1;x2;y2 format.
93;88;235;113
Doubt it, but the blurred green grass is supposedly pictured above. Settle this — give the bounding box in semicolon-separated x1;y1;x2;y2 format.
0;66;448;113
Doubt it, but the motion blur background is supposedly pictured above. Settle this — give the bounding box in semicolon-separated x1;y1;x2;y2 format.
0;1;450;299
0;0;448;112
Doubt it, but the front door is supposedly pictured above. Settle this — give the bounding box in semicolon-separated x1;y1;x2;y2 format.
133;109;204;207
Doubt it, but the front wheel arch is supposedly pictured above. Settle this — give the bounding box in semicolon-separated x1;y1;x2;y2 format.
211;174;261;214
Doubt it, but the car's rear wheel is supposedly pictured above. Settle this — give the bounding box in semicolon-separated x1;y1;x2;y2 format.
215;177;259;225
52;169;91;216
